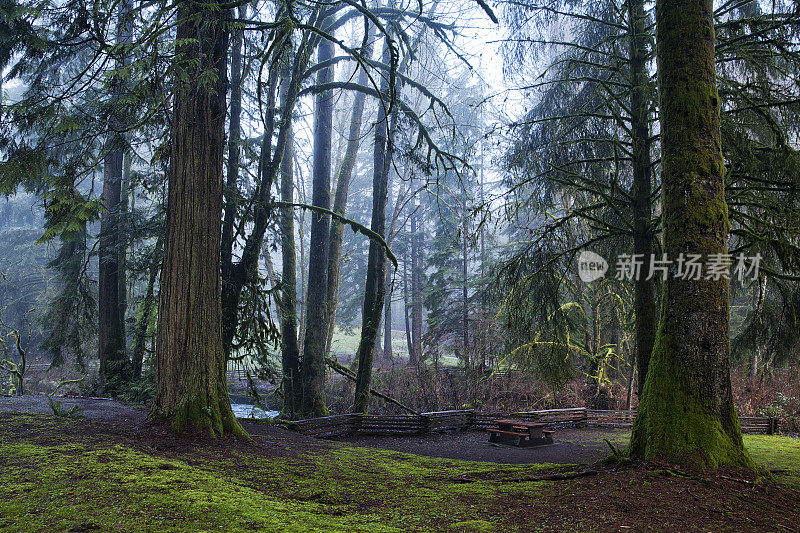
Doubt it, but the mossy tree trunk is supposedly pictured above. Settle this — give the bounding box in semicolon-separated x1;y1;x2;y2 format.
627;0;749;469
131;232;162;380
279;55;301;418
299;14;335;418
151;3;246;439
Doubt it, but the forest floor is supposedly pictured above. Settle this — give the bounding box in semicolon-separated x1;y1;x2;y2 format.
1;397;800;532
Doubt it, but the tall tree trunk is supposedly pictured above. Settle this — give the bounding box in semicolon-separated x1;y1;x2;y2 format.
627;0;657;399
119;153;131;342
324;30;375;354
627;0;749;468
98;0;133;392
353;40;392;413
279;60;301;418
410;207;423;364
462;210;469;368
299;17;335;417
151;4;246;438
220;5;245;357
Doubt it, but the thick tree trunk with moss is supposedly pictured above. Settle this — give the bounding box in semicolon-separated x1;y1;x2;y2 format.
98;0;133;392
151;4;246;439
627;0;657;398
299;21;335;418
627;0;749;469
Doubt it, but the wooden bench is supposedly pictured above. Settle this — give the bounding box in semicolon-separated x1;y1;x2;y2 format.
487;428;531;446
488;419;554;447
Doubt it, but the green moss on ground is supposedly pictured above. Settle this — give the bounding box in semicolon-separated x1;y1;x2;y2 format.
1;414;798;532
743;434;800;489
0;415;552;532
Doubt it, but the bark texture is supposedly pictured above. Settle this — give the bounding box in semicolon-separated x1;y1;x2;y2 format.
627;0;749;469
279;64;301;417
353;40;392;413
152;4;246;438
299;18;335;417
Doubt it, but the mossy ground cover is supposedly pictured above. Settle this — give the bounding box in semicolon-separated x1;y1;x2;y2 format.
1;413;799;532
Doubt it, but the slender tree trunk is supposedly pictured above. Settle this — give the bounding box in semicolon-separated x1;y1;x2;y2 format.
411;207;423;364
132;233;163;379
383;279;392;363
298;190;308;352
462;210;469;368
627;0;657;399
279;60;301;418
151;4;246;438
749;276;766;386
353;40;392;413
300;16;335;417
119;153;131;341
324;30;375;354
627;0;749;468
404;259;413;361
98;0;133;391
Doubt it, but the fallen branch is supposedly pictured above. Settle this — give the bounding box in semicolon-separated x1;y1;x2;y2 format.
324;358;420;416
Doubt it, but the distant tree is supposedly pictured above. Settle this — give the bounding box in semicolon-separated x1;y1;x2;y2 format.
98;0;134;393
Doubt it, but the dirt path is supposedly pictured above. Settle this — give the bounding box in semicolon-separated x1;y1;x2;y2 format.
333;427;629;464
2;395;630;465
0;394;148;425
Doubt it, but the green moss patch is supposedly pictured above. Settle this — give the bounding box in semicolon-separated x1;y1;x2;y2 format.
0;415;553;532
1;414;798;532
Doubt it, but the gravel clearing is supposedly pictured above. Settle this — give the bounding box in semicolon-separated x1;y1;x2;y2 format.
332;426;631;464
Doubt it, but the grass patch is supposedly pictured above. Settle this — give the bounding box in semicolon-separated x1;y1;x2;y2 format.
743;434;800;489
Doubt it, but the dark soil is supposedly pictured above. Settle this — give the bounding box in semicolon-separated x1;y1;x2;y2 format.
0;395;330;458
492;462;800;532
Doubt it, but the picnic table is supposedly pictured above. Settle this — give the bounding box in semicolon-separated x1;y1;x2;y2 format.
487;419;554;447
